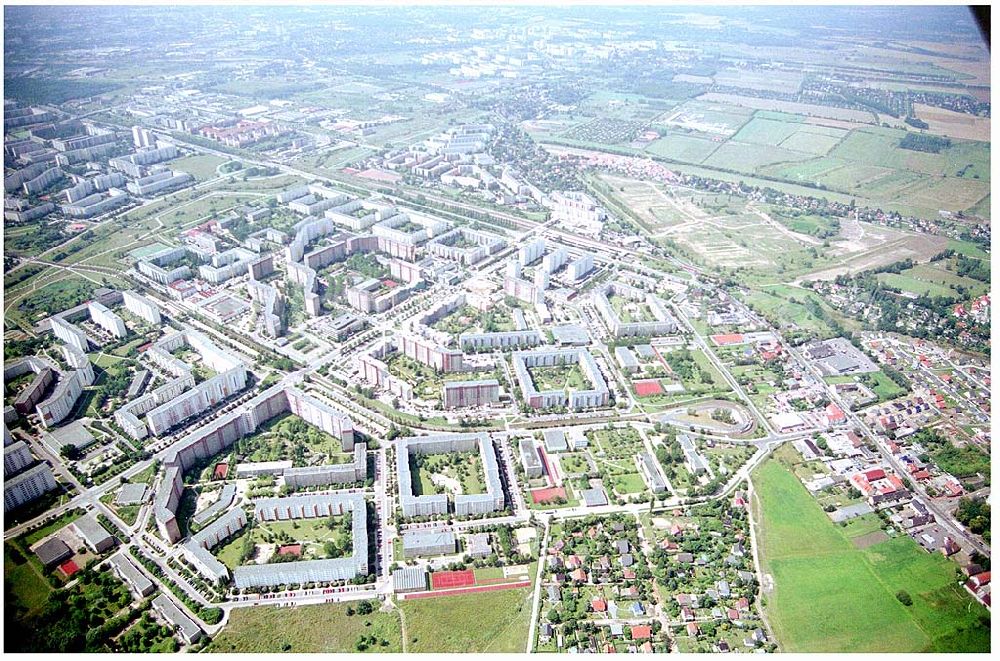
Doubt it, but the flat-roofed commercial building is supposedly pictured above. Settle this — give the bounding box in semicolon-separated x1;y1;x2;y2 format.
402;530;456;558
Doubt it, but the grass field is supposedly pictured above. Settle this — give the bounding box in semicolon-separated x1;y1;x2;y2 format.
608;472;647;495
207;602;402;652
412;452;485;497
753;450;990;653
862;371;908;402
529;363;589;392
401;583;533;653
4;545;52;615
877;262;989;300
170;153;228;182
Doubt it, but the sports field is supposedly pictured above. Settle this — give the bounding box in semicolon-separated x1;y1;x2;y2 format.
400;580;534;653
752;449;990;653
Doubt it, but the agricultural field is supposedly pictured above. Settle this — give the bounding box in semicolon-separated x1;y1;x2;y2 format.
654;98;754;137
207;601;402;653
698;93;877;124
617;98;992;221
912;103;991;141
753;447;990;653
712;67;804;94
401;584;533;653
644;133;722;163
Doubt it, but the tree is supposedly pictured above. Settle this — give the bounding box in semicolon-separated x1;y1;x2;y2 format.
60;444;81;460
895;590;913;606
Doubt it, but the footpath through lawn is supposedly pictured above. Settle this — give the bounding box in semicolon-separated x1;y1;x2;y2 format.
752;449;989;653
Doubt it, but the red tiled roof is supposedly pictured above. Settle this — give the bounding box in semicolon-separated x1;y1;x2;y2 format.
631;625;652;640
711;333;744;346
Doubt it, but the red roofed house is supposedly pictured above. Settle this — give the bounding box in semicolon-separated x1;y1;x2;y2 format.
687;622;700;637
711;334;744;346
969;571;991;588
942;481;963;497
570;568;588;583
277;544;302;557
825;403;846;426
631;625;652;640
591;597;607;613
864;468;886;481
640;641;654;653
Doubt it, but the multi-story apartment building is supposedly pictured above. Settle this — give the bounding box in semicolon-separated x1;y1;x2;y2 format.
122;290;162;326
152;385;355;542
88;301;128;338
459;329;542;351
512;348;610;410
397;433;505;517
442;379;501;409
4;462;57;513
594;282;678;338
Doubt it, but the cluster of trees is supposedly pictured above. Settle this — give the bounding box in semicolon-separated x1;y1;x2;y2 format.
911;429;990;487
955;496;990;542
900;132;951;153
953;255;990;283
711;408;735;425
664;349;712;384
7;566;133;652
115;610;178;653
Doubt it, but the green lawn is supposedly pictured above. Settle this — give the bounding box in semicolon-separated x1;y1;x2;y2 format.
412;452;485;496
609;472;647;495
402;584;533;653
169;153;227;182
560;453;590;474
865;371;908;402
529;363;589;392
22;509;85;546
753;454;989;653
4;544;53;615
207;602;402;652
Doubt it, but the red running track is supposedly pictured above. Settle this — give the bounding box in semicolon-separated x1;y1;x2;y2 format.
401;580;531;600
430;569;475;589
